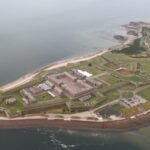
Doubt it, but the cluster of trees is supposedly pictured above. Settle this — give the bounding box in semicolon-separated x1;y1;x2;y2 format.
120;39;145;55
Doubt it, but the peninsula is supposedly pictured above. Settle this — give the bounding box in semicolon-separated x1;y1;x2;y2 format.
0;21;150;130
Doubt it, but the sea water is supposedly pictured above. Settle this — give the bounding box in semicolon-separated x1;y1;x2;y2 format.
0;1;150;149
0;126;150;150
0;0;150;85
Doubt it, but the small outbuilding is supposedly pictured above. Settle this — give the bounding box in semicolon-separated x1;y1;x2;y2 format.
5;98;17;105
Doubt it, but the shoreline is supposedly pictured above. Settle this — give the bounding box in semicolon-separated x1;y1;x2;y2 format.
0;21;150;130
0;112;149;131
0;107;149;130
0;21;138;92
0;49;107;92
0;39;133;93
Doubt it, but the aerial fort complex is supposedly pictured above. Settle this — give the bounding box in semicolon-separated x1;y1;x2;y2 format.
21;69;102;104
0;21;150;127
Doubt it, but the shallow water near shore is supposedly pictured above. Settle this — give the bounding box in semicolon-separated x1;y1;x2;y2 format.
0;0;150;85
0;126;150;150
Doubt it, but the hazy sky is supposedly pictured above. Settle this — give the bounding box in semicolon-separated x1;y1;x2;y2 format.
0;0;150;19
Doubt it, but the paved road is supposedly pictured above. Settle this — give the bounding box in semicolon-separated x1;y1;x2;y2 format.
135;85;150;93
45;99;120;120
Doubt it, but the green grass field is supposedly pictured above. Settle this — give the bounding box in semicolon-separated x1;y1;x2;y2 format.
138;88;150;101
99;74;122;86
104;91;120;103
1;94;24;114
1;46;150;116
35;92;53;101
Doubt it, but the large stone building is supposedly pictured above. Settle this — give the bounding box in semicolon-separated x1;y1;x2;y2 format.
21;69;103;104
47;72;94;99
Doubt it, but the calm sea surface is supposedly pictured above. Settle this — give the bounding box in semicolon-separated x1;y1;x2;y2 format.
0;0;150;85
0;0;150;149
0;127;150;150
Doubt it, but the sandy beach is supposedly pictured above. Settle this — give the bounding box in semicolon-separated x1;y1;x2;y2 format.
0;21;149;131
0;41;133;93
0;21;139;93
0;49;107;92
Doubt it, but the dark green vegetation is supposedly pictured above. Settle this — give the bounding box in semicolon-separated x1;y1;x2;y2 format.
142;27;150;36
119;39;145;55
115;26;150;56
138;88;150;101
1;50;150;117
35;92;52;101
0;26;150;118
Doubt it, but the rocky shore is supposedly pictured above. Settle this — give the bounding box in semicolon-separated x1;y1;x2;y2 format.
0;112;150;130
0;21;150;130
0;21;144;92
